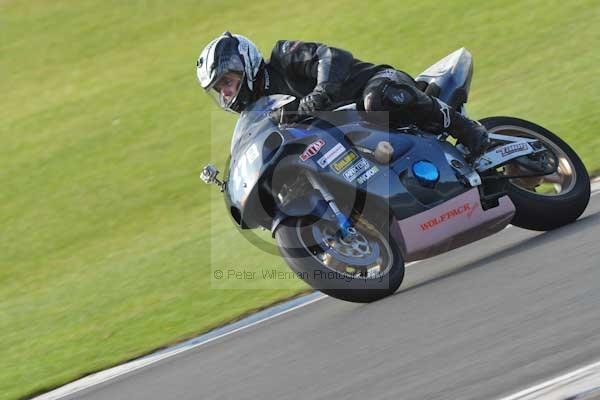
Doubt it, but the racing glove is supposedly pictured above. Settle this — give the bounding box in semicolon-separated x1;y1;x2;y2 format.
297;86;333;117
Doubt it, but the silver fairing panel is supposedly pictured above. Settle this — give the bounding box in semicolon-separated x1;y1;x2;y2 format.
415;48;473;109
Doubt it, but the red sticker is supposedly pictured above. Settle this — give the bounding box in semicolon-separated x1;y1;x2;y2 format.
419;202;479;231
300;139;326;161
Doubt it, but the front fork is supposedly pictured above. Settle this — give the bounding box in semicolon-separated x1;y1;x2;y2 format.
305;172;357;239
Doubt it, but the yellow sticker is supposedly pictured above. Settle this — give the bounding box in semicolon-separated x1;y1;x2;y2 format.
331;150;358;173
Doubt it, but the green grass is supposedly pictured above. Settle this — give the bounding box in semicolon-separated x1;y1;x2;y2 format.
1;0;599;398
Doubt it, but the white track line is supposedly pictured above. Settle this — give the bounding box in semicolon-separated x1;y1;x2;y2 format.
497;359;600;400
495;180;600;400
34;294;327;400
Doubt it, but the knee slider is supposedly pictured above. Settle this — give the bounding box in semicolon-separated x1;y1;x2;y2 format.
362;84;386;112
382;83;419;107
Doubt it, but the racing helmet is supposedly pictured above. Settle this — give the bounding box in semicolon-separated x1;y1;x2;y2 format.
196;32;263;113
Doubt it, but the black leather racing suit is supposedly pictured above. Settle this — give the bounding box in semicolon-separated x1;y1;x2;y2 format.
264;40;393;106
261;40;489;154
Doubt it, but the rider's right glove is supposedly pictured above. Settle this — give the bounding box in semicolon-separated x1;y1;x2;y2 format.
297;86;333;118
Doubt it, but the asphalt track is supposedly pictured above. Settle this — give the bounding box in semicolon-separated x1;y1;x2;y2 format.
64;192;600;400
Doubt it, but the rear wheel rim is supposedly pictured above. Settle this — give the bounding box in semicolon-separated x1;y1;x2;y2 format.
489;125;577;196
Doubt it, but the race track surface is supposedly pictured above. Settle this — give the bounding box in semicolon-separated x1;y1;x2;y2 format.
66;195;600;400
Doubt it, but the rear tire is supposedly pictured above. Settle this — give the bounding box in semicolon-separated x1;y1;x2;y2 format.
275;217;404;303
480;116;590;231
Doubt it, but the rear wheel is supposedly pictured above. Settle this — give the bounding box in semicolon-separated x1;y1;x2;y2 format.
275;216;404;303
480;116;590;231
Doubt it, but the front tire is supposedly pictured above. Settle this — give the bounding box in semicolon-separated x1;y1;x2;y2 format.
275;217;405;303
480;116;590;231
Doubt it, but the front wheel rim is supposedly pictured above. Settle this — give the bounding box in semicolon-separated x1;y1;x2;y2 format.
295;219;393;280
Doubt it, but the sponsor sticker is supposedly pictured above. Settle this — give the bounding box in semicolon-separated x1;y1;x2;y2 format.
331;150;359;173
496;143;530;157
317;143;346;168
357;166;379;184
300;139;326;161
419;202;478;231
343;158;370;182
246;144;260;163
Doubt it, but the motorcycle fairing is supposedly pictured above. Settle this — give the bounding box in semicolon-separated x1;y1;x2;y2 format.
225;102;359;229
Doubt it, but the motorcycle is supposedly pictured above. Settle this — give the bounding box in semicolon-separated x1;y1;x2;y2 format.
201;48;591;303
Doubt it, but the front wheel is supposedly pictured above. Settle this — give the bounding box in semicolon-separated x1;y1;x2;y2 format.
275;217;405;303
480;116;590;231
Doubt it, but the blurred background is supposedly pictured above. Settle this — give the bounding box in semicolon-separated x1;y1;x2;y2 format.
1;0;599;398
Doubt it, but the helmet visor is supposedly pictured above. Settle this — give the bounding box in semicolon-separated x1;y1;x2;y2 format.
206;70;245;111
204;48;246;111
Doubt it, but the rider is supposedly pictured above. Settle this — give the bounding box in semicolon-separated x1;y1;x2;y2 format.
196;32;489;157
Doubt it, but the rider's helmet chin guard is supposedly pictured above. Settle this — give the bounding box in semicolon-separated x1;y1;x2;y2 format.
196;32;263;113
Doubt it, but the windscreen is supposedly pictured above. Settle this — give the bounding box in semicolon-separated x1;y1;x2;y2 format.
230;95;295;154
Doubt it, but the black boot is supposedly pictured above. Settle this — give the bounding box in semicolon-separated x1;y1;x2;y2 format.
431;99;490;158
378;82;490;157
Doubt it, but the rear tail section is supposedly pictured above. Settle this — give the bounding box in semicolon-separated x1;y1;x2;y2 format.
415;48;473;110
